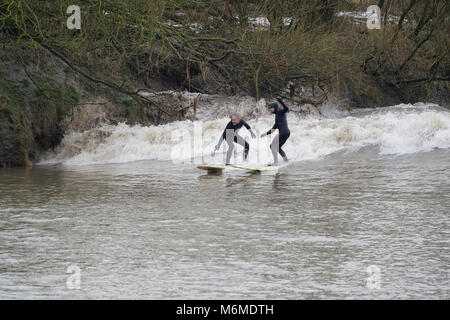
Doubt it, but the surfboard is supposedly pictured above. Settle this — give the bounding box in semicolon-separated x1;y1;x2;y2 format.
197;165;226;173
231;165;279;172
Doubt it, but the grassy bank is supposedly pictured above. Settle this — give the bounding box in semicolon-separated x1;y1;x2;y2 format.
0;49;80;166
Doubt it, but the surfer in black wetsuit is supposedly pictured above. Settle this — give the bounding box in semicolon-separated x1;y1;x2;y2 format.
261;97;290;166
215;114;256;165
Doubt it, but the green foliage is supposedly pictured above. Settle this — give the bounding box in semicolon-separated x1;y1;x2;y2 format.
0;0;347;97
32;75;80;128
123;98;147;124
0;66;80;162
0;71;34;154
0;0;448;108
0;70;23;113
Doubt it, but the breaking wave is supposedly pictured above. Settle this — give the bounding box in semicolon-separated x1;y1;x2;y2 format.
39;102;450;166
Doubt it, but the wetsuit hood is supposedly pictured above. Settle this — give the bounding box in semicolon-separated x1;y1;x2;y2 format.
268;102;278;112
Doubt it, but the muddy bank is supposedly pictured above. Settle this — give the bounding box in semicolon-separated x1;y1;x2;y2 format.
0;48;200;167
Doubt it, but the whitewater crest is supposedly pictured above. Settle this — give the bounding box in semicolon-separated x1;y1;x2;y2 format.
39;102;450;166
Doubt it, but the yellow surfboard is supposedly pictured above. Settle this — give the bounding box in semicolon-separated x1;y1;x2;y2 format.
231;165;279;172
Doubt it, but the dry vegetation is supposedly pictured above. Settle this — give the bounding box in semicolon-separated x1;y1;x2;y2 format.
1;0;448;106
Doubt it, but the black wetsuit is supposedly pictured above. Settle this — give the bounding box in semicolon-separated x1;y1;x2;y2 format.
217;119;253;164
266;101;290;164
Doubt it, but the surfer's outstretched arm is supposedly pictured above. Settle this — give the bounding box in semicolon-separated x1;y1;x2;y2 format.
215;135;223;150
241;120;256;138
215;122;230;149
215;130;225;147
261;124;278;137
277;97;289;113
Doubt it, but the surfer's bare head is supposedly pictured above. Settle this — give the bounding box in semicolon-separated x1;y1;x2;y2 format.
230;114;240;125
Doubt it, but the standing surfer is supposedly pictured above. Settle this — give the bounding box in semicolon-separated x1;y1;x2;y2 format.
215;114;256;165
261;97;290;166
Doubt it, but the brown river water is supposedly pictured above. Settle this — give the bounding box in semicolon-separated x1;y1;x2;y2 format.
0;102;449;299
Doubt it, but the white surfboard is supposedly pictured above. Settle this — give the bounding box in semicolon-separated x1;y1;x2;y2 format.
231;164;279;172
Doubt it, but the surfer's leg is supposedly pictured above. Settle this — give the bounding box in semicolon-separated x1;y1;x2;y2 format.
270;134;280;165
225;139;235;164
278;131;290;162
279;149;289;162
234;135;249;160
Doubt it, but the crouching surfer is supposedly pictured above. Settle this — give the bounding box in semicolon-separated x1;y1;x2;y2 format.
260;97;290;166
215;114;256;165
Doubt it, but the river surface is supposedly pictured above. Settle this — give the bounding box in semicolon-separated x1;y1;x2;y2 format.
0;102;449;299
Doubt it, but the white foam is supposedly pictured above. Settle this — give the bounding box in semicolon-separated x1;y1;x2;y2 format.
40;103;450;166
